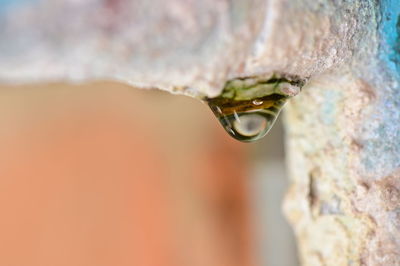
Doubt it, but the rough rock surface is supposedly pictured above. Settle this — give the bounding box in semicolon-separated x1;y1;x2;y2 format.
0;0;265;97
0;0;366;98
284;1;400;264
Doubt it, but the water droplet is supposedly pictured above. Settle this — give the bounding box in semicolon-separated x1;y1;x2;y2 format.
207;95;286;142
205;75;304;142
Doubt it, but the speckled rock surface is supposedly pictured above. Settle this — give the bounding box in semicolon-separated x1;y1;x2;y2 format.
0;0;265;97
0;0;368;98
284;1;400;264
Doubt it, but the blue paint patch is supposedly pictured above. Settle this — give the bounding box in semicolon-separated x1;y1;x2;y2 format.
379;0;400;76
321;90;339;125
359;0;400;177
0;0;36;13
395;16;400;72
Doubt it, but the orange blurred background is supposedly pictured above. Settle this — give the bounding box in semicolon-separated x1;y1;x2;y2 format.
0;82;297;266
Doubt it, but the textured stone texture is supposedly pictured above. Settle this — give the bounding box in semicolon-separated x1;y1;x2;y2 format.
284;1;400;264
0;0;265;97
0;0;365;98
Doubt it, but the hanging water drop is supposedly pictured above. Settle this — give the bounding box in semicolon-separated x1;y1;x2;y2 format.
205;75;304;142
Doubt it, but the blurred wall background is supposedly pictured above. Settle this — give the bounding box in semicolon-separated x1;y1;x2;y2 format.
0;82;297;266
249;120;298;266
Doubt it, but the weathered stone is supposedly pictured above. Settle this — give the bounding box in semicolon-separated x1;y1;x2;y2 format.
284;1;400;263
0;0;367;98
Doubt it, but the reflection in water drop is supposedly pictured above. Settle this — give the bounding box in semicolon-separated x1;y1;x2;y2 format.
233;113;267;137
252;99;263;106
205;75;304;142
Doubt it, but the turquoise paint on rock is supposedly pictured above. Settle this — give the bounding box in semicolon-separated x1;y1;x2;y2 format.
359;0;400;177
0;0;36;13
380;0;400;75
